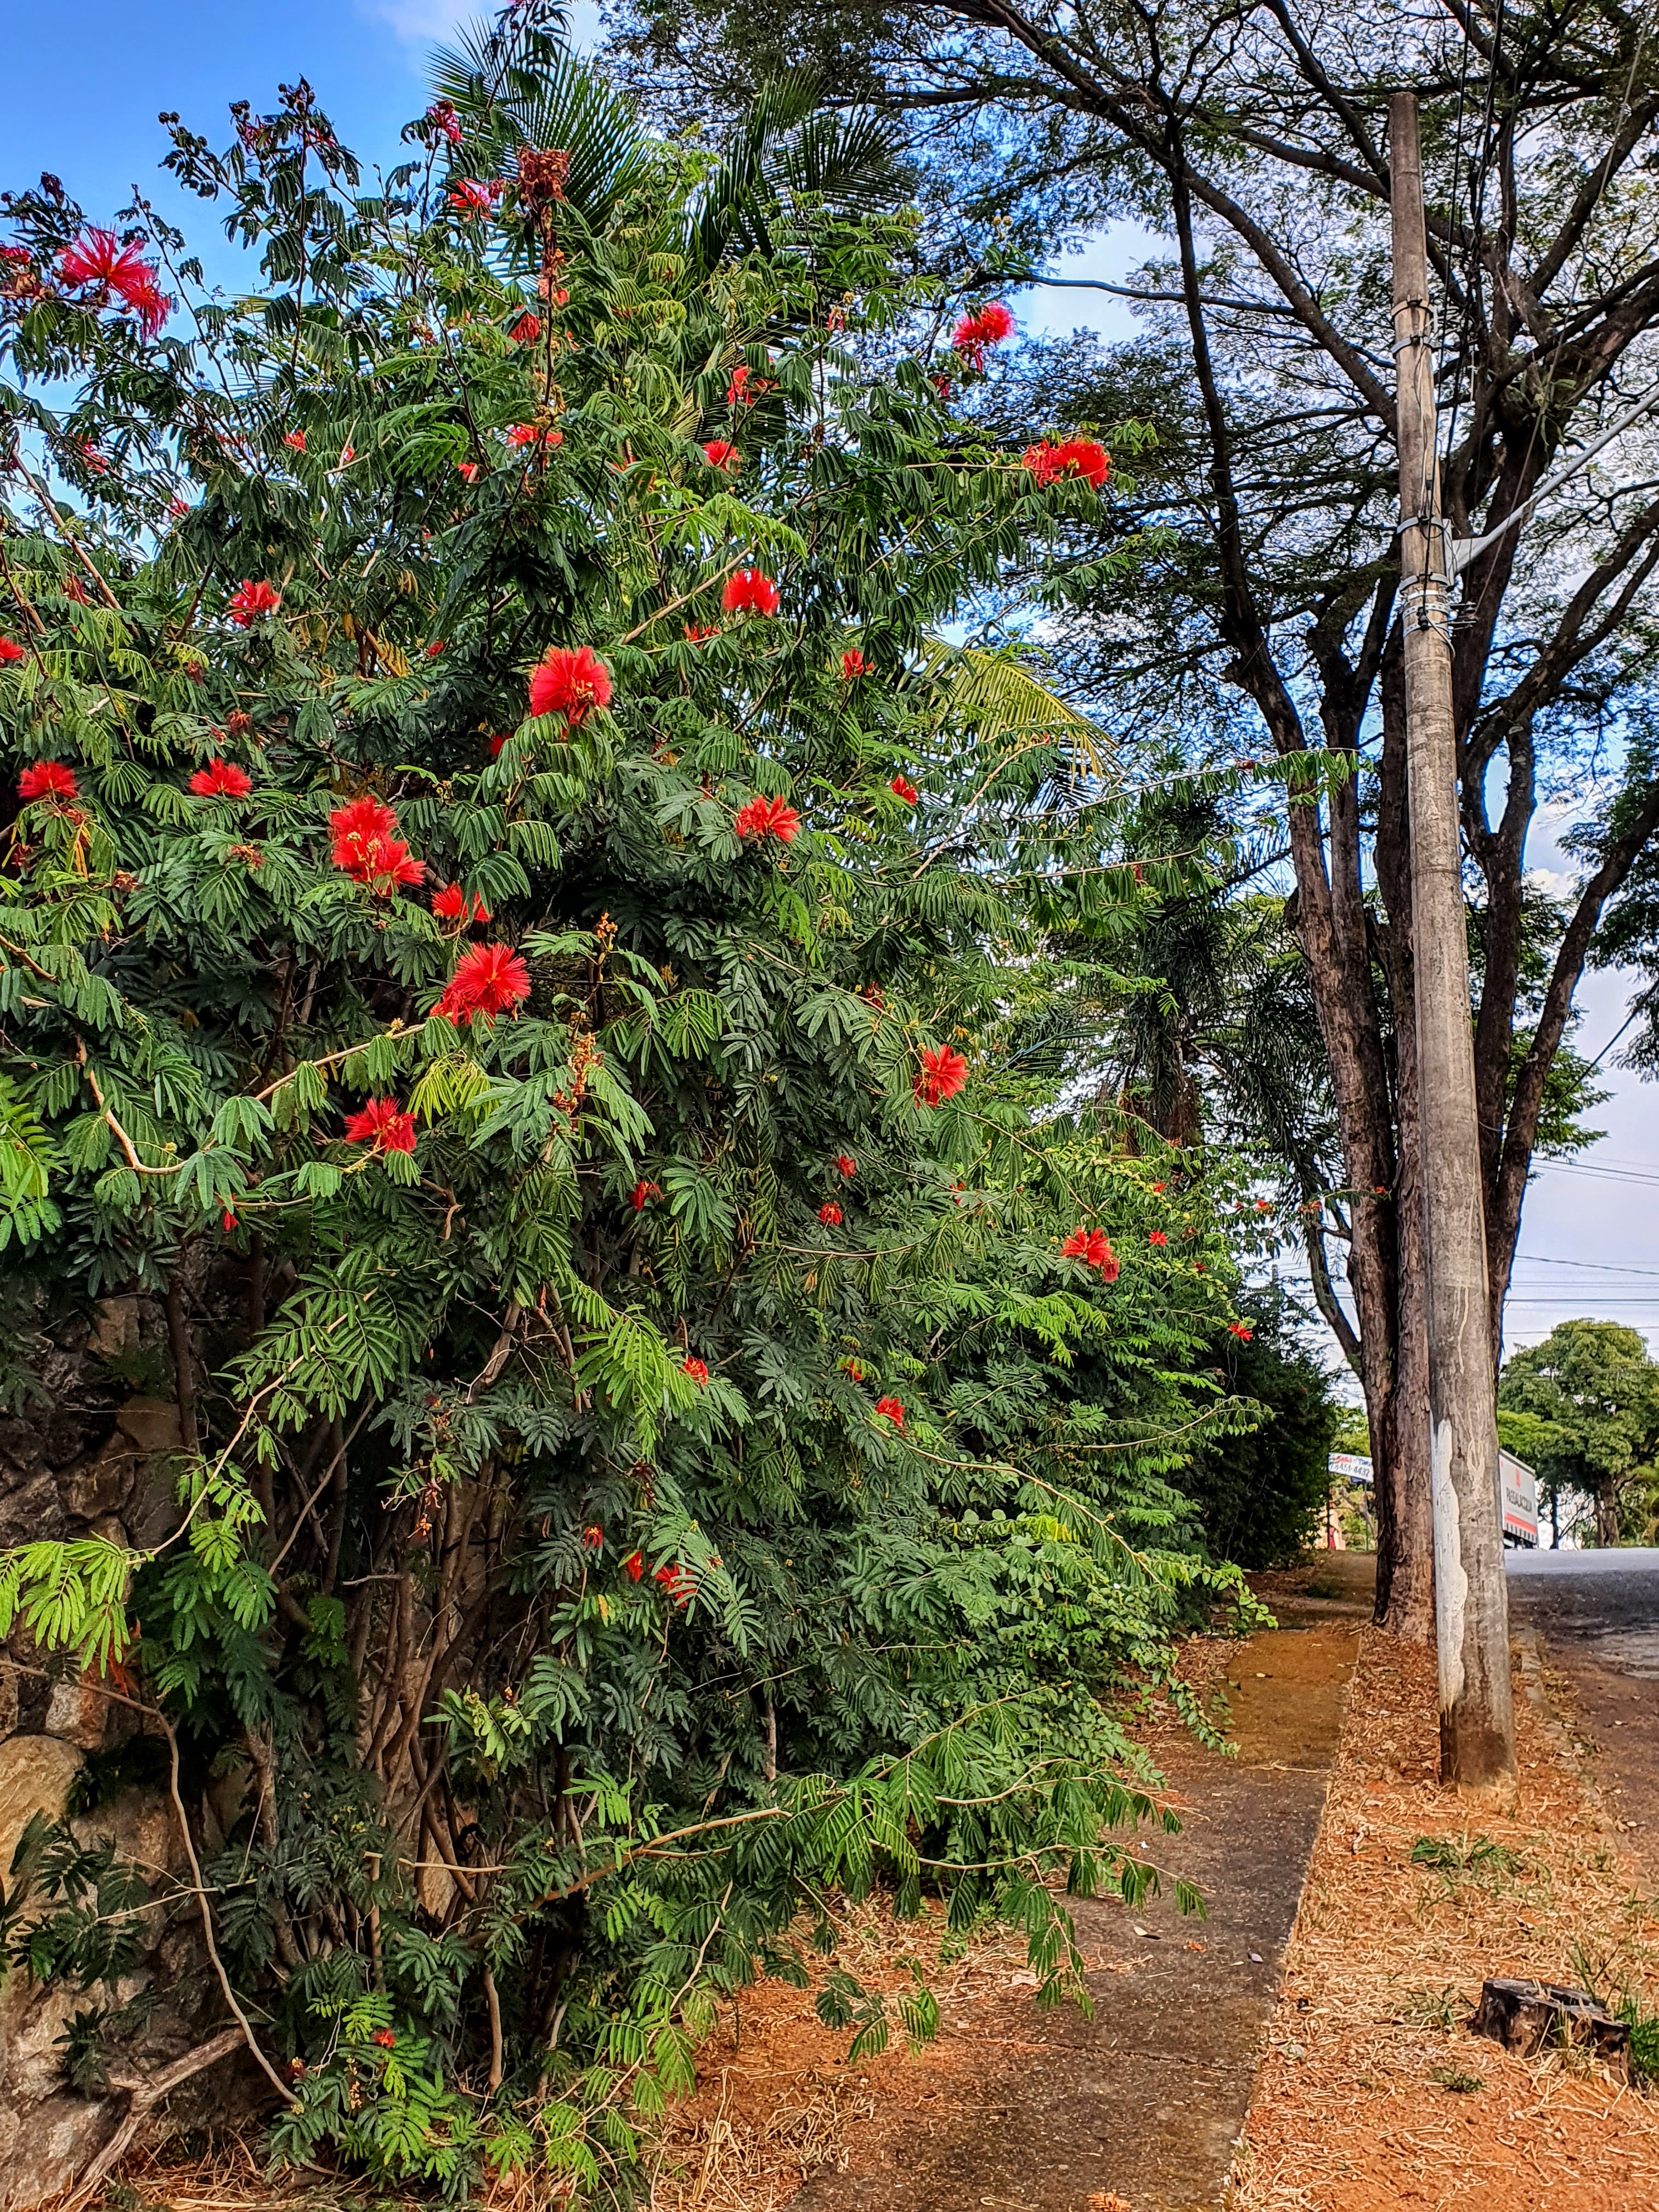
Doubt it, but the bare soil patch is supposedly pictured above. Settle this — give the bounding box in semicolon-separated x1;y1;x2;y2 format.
1232;1629;1659;2210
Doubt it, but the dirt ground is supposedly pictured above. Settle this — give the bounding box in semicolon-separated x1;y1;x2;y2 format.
1232;1627;1659;2210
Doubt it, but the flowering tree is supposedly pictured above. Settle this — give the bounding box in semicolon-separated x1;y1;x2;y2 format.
0;10;1260;2193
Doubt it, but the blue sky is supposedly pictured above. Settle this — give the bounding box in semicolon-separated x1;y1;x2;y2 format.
9;0;1654;1359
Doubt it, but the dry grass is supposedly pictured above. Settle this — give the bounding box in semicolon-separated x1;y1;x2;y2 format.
1232;1628;1659;2210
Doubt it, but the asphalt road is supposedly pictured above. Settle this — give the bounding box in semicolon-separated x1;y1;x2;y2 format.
1508;1547;1659;1855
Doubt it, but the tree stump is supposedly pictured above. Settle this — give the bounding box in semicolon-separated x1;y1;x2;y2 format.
1468;1978;1632;2067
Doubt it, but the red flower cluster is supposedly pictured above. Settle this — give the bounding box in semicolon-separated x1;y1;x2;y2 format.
1060;1226;1120;1282
703;439;740;471
343;1097;417;1155
529;645;612;725
915;1046;968;1108
18;760;78;803
733;794;799;844
836;1154;857;1178
655;1561;691;1606
682;1357;709;1386
371;2029;397;2051
437;942;531;1023
630;1179;662;1210
431;883;489;923
285;430;306;452
447;177;501;215
58;229;170;337
228;579;281;628
841;647;867;681
684;624;719;644
1148;1229;1169;1248
623;1550;645;1582
723;569;780;617
1227;1322;1254;1342
330;795;424;895
0;637;26;663
819;1201;843;1226
510;311;541;345
951;300;1014;370
507;422;563;450
1023;437;1111;491
582;1525;603;1551
725;364;774;405
874;1396;905;1430
189;759;252;798
457;461;479;482
425;100;463;145
890;774;919;805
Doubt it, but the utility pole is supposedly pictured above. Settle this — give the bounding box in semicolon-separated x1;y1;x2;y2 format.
1389;92;1517;1804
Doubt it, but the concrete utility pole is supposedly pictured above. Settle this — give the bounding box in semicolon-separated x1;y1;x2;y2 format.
1389;92;1517;1804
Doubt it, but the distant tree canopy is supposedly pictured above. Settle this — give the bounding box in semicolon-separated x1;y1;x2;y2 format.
1499;1321;1659;1547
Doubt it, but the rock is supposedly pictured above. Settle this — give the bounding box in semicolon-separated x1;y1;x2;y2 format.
0;2090;113;2211
86;1299;141;1361
0;1469;59;1553
115;1398;184;1455
43;1674;109;1753
0;1736;83;1865
1468;1977;1632;2067
59;1436;139;1522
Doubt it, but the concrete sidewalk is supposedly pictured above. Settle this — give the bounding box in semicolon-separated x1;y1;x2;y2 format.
793;1568;1369;2212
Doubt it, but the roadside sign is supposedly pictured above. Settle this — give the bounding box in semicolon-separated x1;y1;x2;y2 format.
1500;1451;1539;1547
1329;1452;1374;1486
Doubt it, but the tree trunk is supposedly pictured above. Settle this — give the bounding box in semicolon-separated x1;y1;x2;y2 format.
1596;1479;1621;1549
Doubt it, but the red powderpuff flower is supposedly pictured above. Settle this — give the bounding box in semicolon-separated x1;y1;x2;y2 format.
284;430;306;453
1228;1322;1254;1342
343;1096;417;1155
228;579;281;628
733;794;799;844
703;439;740;471
189;759;252;798
510;311;541;344
890;774;919;805
819;1201;843;1226
582;1524;604;1550
914;1046;969;1108
723;568;780;617
630;1180;662;1211
655;1561;691;1605
18;761;78;803
371;2029;396;2051
951;300;1014;370
330;795;424;894
457;461;479;481
432;883;469;920
0;637;26;663
623;1549;645;1582
874;1396;905;1430
1148;1229;1169;1248
725;364;766;405
507;422;562;450
425;100;463;145
438;942;531;1023
841;648;867;681
529;645;612;725
58;229;163;321
836;1154;857;1178
682;1357;709;1386
1023;437;1111;491
684;624;719;644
